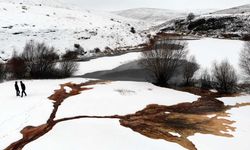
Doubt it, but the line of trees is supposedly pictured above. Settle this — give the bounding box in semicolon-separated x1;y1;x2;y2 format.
1;40;79;80
140;38;241;94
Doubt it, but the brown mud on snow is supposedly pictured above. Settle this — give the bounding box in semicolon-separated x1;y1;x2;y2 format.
119;88;250;150
5;83;250;150
5;80;114;150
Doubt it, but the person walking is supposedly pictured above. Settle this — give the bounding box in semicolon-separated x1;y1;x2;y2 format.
14;81;20;96
20;81;27;97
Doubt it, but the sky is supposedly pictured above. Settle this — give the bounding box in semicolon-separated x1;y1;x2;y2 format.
64;0;250;11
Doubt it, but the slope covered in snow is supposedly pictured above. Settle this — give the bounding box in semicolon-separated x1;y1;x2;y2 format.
213;4;250;14
114;8;187;25
0;0;70;8
0;1;149;60
150;4;250;39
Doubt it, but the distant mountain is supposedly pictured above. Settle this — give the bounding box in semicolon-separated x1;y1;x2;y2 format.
213;4;250;14
113;8;187;25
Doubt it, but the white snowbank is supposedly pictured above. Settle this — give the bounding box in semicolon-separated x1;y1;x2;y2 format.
55;81;199;118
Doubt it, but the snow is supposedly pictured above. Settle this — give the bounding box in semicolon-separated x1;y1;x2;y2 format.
0;1;148;60
0;78;198;149
189;105;250;150
75;38;244;77
75;52;141;75
0;2;249;148
55;81;199;118
188;38;244;71
1;47;250;149
219;95;250;106
24;119;185;150
114;8;187;25
189;95;250;150
214;4;250;14
0;78;87;149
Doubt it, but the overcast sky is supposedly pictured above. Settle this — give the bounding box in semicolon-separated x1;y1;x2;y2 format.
64;0;250;11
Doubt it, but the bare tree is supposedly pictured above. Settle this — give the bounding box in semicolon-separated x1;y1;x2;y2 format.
21;40;59;78
59;61;79;77
187;12;195;22
239;41;250;79
0;62;5;81
140;39;188;86
212;60;238;93
199;68;212;89
7;56;27;79
183;55;200;86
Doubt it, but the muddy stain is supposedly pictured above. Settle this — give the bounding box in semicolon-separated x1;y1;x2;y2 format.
4;83;250;150
119;88;250;150
4;80;112;150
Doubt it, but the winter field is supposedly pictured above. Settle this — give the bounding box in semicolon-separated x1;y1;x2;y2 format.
0;1;148;60
1;37;250;150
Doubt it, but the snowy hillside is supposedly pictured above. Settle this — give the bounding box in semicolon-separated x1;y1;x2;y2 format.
0;1;149;60
214;4;250;14
114;8;187;25
0;0;70;8
152;13;250;40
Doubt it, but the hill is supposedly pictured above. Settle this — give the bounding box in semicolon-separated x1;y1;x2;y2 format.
114;8;187;25
150;5;250;40
213;4;250;14
0;1;149;60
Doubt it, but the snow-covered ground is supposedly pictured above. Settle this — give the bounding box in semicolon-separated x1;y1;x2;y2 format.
0;78;87;149
188;38;243;71
190;95;250;150
0;78;198;149
55;81;198;118
0;1;148;60
0;37;250;149
24;119;186;150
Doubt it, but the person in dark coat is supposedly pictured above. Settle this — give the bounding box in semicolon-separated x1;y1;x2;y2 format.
20;81;27;97
14;81;20;96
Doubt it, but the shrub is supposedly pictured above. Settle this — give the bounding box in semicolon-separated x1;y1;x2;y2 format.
183;56;199;86
94;48;101;53
58;61;79;77
130;27;136;34
6;56;27;79
199;69;212;89
62;50;79;60
0;62;5;81
239;41;250;79
187;13;195;21
140;39;188;86
212;60;238;93
21;40;59;79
